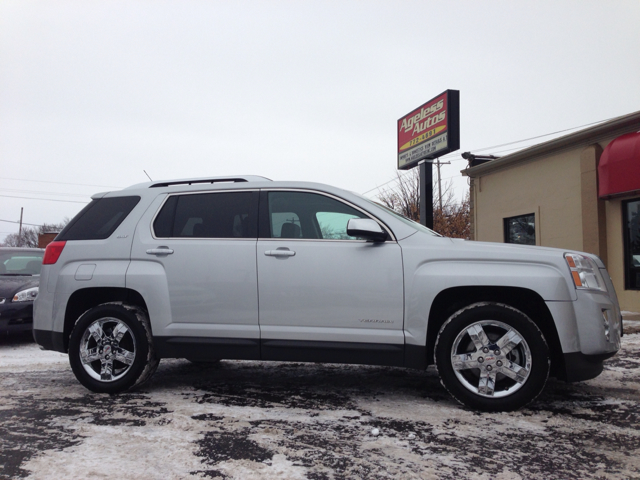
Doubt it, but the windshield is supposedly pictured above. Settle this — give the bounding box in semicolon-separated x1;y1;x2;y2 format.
355;194;442;237
0;251;44;276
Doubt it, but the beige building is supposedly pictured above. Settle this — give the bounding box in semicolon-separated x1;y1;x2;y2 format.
463;110;640;312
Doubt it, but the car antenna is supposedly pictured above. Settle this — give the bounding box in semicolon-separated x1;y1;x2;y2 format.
144;170;153;181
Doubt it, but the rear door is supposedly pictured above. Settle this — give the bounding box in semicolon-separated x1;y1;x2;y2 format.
129;190;260;358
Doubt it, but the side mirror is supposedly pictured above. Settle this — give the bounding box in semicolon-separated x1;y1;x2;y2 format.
347;218;388;242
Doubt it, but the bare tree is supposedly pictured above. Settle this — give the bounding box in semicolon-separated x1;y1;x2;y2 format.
433;187;471;239
2;220;69;248
2;228;39;248
376;169;470;239
376;170;420;222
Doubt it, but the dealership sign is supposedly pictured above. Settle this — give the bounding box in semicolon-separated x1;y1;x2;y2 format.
397;90;460;170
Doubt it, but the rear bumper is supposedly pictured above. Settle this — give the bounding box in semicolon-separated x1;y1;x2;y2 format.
33;329;66;353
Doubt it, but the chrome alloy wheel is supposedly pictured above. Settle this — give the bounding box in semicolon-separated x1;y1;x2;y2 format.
79;317;137;382
450;320;532;398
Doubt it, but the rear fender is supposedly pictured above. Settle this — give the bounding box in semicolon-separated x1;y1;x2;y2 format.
125;260;173;335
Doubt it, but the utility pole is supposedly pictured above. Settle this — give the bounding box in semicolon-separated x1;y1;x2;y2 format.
18;207;23;247
435;158;451;211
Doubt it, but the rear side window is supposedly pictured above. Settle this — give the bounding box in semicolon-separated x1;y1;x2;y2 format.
153;191;258;239
57;196;141;241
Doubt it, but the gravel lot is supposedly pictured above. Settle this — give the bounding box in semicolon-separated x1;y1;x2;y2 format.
1;326;639;480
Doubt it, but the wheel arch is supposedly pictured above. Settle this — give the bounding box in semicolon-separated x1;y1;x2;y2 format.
426;286;564;377
63;287;150;352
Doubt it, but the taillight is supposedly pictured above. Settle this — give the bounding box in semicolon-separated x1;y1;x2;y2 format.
43;241;66;265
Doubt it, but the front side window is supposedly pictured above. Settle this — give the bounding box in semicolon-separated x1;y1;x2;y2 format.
267;191;367;240
153;191;257;238
504;213;535;245
623;198;640;290
270;211;301;238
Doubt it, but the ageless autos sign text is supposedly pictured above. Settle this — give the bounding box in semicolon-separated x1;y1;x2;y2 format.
397;90;459;170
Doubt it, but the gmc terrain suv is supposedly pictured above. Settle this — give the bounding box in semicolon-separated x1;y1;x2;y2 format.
33;176;622;411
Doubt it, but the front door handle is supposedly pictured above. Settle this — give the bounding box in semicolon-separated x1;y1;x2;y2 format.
146;247;174;256
265;248;295;257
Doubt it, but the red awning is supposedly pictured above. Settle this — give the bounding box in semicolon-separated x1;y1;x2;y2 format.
598;131;640;199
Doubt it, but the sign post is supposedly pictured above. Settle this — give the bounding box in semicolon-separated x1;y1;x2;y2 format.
419;161;433;229
397;90;460;228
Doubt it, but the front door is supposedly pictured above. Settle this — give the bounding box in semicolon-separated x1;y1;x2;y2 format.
257;190;404;365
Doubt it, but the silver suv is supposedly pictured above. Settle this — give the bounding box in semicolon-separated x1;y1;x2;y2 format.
34;176;622;411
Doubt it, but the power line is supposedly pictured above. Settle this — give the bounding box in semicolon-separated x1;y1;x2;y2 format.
0;177;122;189
362;115;617;195
442;116;618;163
0;194;88;204
1;188;91;198
463;116;617;155
0;219;43;227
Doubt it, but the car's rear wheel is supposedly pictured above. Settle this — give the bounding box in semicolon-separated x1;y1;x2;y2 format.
435;302;549;412
69;303;158;393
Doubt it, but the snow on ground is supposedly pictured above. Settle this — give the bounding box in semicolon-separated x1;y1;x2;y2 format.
1;332;639;479
624;320;640;334
0;342;67;373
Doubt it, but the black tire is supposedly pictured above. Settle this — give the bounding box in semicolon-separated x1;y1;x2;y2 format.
69;302;159;394
435;302;549;412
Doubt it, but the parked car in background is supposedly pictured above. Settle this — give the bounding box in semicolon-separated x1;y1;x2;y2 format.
0;247;44;335
33;176;622;411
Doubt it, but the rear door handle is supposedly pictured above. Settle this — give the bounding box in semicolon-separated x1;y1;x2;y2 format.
265;249;295;257
146;247;174;256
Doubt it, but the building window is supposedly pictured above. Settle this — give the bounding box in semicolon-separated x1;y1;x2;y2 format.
623;198;640;290
504;213;535;245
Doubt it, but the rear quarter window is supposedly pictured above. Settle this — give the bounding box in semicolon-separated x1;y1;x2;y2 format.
57;196;141;241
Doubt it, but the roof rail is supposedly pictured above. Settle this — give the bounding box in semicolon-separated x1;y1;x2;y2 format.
148;175;272;188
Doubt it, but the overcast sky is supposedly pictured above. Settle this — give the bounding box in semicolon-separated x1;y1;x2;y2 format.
1;0;639;241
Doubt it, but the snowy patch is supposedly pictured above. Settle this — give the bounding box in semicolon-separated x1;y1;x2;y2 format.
0;336;639;479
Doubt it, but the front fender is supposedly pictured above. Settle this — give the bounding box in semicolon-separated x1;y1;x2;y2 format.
403;258;574;347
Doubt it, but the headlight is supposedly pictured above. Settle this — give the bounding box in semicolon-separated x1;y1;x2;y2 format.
12;286;39;302
565;254;607;292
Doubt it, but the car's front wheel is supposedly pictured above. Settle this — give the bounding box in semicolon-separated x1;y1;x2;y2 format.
435;302;549;412
69;303;158;393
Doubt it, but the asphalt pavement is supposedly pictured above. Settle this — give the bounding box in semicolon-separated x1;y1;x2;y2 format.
1;327;639;479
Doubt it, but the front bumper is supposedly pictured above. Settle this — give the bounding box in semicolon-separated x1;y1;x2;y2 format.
547;273;622;382
560;351;618;382
0;302;34;335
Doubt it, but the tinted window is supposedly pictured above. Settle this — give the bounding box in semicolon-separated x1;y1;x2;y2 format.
270;211;301;238
153;191;257;238
58;196;141;241
504;213;535;245
623;198;640;290
268;192;366;240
